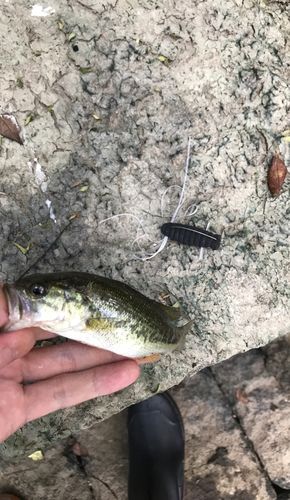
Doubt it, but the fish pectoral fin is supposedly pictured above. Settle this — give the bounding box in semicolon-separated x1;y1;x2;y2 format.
85;317;126;332
158;303;184;321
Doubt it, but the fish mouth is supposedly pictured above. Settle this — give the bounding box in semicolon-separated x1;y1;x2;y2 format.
0;283;32;332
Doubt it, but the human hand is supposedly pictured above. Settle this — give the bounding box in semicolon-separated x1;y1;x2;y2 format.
0;283;140;444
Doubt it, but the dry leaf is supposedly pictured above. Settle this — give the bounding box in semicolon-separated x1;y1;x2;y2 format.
281;137;290;142
69;214;80;220
67;436;77;446
93;114;101;120
58;20;63;29
71;179;82;187
79;184;90;192
72;442;89;457
268;151;287;196
236;388;250;403
158;293;170;305
28;450;44;461
0;114;23;144
282;129;290;136
157;55;170;67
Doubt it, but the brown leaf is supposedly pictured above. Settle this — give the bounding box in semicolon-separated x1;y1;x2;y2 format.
71;179;82;187
0;114;23;144
72;442;89;457
236;388;250;404
67;436;77;446
268;152;287;196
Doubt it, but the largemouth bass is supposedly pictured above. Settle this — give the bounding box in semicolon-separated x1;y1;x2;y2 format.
0;272;193;358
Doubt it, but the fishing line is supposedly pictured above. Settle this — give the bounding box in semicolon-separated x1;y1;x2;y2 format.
99;137;210;261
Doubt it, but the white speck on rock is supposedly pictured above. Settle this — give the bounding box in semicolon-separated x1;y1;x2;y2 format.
31;4;55;16
46;199;56;223
34;160;48;192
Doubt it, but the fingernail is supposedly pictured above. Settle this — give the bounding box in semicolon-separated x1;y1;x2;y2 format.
0;346;14;371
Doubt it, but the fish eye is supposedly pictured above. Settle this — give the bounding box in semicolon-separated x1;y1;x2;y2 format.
30;284;46;297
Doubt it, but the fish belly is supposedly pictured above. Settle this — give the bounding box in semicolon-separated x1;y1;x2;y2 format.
52;325;174;358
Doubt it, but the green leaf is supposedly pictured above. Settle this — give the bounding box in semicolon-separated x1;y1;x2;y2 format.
13;242;33;255
47;106;54;115
17;77;23;88
80;67;92;74
151;383;161;394
79;184;90;192
25;114;37;126
68;33;76;41
155;88;161;92
172;301;180;308
39;223;51;228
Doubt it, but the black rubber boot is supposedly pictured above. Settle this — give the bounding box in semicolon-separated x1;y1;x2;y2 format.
128;391;184;500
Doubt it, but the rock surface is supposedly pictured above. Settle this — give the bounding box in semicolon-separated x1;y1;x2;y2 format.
171;371;276;500
1;0;290;460
2;335;290;498
212;333;290;491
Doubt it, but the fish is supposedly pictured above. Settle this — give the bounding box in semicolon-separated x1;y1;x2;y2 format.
0;272;193;358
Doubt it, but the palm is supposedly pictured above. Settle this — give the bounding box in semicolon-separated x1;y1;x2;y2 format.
0;325;140;444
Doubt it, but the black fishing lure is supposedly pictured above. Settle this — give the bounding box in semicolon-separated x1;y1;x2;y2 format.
161;222;221;250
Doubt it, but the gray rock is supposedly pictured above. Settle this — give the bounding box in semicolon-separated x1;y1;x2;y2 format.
1;0;290;461
172;371;276;500
212;335;290;490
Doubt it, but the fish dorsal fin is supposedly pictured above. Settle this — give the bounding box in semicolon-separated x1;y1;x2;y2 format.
158;303;183;321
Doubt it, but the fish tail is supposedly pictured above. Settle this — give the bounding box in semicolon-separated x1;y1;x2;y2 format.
174;319;194;352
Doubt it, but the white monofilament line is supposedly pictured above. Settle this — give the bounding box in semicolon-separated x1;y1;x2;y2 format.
100;136;208;261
